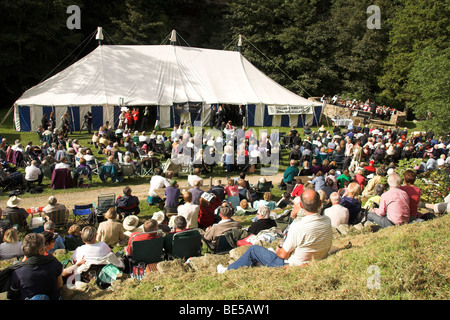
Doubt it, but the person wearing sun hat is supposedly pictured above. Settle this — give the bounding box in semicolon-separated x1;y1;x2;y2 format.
2;196;29;230
153;211;171;233
122;215;143;237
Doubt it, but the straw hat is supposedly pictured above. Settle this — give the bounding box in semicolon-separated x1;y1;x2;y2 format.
152;211;165;224
123;215;139;231
7;196;21;208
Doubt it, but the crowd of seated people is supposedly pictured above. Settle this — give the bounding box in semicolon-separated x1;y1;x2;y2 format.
1;110;449;299
322;94;399;121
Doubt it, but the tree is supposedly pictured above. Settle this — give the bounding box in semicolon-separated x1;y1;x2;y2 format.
378;0;450;109
0;0;84;107
406;46;450;135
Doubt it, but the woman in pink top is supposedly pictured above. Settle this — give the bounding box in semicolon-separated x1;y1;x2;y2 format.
224;179;239;197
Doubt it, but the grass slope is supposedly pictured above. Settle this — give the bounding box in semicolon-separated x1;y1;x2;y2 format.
93;214;449;300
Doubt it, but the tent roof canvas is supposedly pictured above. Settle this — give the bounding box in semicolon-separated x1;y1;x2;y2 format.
14;44;321;108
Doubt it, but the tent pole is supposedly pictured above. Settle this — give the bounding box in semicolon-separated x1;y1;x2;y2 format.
0;104;15;127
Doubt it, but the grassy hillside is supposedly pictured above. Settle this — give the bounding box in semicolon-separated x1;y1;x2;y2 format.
66;213;449;301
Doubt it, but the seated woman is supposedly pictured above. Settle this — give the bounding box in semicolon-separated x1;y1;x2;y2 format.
0;228;23;260
247;206;277;235
96;208;126;247
72;157;92;186
224;178;240;210
253;192;276;211
71;226;112;263
310;159;322;175
236;199;257;216
299;161;312;176
339;182;362;225
63;224;84;251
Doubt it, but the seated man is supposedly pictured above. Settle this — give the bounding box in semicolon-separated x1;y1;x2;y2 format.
188;180;204;205
2;196;29;230
208;179;225;202
147;168;170;205
125;219;161;258
279;159;299;189
366;173;410;228
116;186;140;218
25;160;43;188
217;189;333;273
187;168;203;187
7;233;63;300
164;180;180;216
0;162;23;188
323;192;350;227
42;196;66;215
202;206;242;247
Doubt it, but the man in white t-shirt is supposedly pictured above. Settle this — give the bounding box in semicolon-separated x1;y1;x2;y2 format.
324;192;350;227
187;168;203;187
25;160;42;186
217;189;333;273
147;168;170;204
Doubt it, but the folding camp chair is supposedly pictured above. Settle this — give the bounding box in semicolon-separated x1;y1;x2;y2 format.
72;203;94;225
131;231;165;265
140;159;154;177
93;193;116;223
164;229;202;260
254;181;273;200
204;234;233;255
120;163;137;179
45;208;69;230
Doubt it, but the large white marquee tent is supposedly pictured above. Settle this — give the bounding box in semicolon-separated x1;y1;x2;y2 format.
13;43;322;131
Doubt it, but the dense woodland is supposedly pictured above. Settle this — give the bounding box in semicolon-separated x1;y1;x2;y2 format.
1;0;448;133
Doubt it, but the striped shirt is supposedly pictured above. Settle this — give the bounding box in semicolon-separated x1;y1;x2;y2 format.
283;213;333;266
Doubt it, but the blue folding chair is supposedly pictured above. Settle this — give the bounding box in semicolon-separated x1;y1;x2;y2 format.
72;203;94;225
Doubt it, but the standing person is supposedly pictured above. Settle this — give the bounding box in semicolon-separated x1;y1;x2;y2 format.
4;233;63;300
210;105;217;129
141;107;150;131
366;173;410;228
125;109;133;131
217;189;333;272
132;108;140;131
86;111;93;133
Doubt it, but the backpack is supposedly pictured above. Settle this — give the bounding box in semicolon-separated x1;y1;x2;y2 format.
96;264;122;289
275;209;293;232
